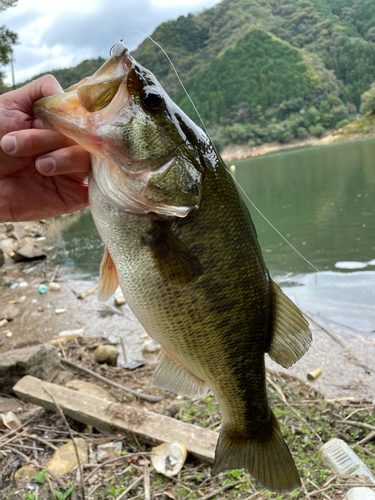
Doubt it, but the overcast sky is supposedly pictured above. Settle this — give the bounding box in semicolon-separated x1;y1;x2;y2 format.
1;0;220;85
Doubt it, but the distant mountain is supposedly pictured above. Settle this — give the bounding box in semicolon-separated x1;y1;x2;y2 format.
132;0;375;148
5;0;375;148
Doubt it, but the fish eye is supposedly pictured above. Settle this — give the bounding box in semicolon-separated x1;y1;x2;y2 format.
141;88;165;113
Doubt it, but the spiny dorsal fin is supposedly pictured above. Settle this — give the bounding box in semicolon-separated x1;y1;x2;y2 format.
141;223;203;285
97;248;119;302
152;349;209;399
266;281;312;368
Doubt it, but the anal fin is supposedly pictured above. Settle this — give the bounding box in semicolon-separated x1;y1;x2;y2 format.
152;349;209;399
97;248;119;302
267;280;312;368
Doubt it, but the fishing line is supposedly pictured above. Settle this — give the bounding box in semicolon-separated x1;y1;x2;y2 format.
230;173;375;328
123;31;211;139
122;33;375;327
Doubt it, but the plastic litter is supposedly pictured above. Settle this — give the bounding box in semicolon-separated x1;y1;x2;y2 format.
114;296;126;306
0;411;22;431
320;438;375;483
38;285;48;294
151;442;187;476
0;338;3;346
0;319;8;328
49;282;61;291
5;331;13;338
346;487;375;500
50;329;86;347
10;283;18;289
141;339;161;353
18;282;28;288
18;295;26;304
55;308;66;315
307;368;322;380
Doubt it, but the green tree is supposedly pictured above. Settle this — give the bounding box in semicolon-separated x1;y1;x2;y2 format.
360;82;375;114
0;0;18;87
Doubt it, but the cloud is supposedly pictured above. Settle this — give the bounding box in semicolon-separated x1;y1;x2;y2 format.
40;0;209;55
3;0;219;84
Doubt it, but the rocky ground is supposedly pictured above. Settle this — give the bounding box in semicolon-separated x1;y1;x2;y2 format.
1;221;375;499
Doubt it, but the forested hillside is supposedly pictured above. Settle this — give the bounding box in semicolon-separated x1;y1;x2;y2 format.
131;0;375;148
5;0;375;148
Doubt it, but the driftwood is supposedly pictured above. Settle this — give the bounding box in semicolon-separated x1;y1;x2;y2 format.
13;376;218;463
60;358;166;403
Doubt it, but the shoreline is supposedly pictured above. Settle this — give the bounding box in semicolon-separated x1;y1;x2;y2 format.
220;130;375;161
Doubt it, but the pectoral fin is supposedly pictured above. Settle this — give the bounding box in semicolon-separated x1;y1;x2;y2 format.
97;248;119;302
142;223;203;285
266;281;312;368
152;349;209;399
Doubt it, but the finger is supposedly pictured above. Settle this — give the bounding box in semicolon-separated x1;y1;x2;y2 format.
13;75;63;114
1;129;77;157
36;145;91;176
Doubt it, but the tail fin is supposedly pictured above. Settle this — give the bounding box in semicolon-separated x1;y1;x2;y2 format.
211;410;300;492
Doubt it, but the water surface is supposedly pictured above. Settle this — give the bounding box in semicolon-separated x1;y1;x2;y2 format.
50;138;375;334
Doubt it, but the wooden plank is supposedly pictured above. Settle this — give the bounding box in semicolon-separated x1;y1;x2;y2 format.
13;375;217;463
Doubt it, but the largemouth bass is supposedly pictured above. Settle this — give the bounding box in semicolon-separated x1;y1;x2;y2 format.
34;42;312;492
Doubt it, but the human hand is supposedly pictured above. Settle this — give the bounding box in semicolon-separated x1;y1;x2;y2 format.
0;75;91;222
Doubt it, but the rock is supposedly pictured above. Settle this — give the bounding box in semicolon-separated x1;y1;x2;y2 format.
0;238;18;259
93;345;119;366
65;380;116;401
9;224;27;241
13;237;46;262
1;304;22;321
0;343;61;394
14;465;37;483
0;396;24;414
46;438;88;476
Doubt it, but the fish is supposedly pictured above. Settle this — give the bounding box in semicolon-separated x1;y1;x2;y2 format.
34;41;312;492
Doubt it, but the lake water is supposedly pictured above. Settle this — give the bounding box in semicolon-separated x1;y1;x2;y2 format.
50;138;375;335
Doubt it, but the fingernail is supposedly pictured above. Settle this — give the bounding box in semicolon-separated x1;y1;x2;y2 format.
37;156;56;174
1;135;17;154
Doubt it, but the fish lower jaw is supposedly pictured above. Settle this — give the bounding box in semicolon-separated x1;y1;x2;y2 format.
91;157;195;217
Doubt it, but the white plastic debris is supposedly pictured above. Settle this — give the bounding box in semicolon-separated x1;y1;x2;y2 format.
0;319;8;328
320;438;375;483
0;411;22;431
18;295;26;304
18;282;28;288
346;487;375;500
49;329;86;347
151;442;187;477
141;339;161;353
55;308;66;315
96;441;123;461
49;282;61;291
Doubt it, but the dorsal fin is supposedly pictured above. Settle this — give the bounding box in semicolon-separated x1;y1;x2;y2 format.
97;248;119;302
266;281;312;368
